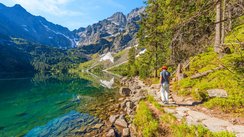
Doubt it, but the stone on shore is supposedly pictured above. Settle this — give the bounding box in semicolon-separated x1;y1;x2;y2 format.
122;128;130;137
207;89;228;98
115;118;128;128
94;123;103;129
109;115;119;124
120;87;131;96
106;129;115;137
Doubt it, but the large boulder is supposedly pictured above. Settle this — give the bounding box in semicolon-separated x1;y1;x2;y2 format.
115;118;128;128
120;87;131;96
207;89;228;98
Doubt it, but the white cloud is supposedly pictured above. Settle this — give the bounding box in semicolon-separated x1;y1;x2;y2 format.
11;0;83;16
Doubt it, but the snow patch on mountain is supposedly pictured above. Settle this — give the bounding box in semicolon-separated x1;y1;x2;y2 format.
100;52;114;63
40;21;76;47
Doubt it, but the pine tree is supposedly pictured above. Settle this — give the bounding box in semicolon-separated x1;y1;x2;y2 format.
137;0;168;78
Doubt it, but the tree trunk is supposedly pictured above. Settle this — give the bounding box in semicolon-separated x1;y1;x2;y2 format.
155;42;158;78
227;5;232;31
221;0;226;45
214;0;222;53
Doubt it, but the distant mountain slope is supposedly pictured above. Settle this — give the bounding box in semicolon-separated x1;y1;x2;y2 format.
0;37;88;77
0;3;77;48
74;7;145;54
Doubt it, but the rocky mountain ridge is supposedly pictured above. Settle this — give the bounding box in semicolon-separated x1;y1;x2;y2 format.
75;7;145;54
0;3;144;53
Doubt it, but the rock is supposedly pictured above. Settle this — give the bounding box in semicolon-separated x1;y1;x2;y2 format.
207;89;228;98
126;108;133;115
119;98;124;101
164;108;176;114
150;84;160;89
122;128;130;137
227;125;244;134
176;107;190;113
126;101;134;109
130;96;146;103
121;99;130;109
186;115;199;125
94;123;103;129
187;110;210;121
109;115;119;124
115;118;128;128
120;87;131;96
106;129;116;137
236;133;244;137
202;117;232;132
135;86;141;89
119;114;125;119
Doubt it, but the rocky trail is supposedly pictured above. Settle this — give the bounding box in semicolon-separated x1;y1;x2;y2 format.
130;77;244;137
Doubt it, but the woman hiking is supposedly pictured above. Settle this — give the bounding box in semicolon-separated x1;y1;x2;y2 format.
159;66;171;104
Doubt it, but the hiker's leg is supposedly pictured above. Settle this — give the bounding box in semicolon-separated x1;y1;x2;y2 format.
162;84;167;102
165;84;169;102
160;85;165;102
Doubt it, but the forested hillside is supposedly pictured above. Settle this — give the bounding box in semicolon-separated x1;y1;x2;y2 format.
108;0;244;115
0;37;88;77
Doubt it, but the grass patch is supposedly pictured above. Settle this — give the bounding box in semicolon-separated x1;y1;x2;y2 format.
134;97;235;137
133;101;159;137
171;123;235;137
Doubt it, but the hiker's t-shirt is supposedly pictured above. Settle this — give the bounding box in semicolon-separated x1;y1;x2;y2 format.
160;70;170;84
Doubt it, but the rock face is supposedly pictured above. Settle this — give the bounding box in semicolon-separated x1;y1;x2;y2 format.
207;89;228;98
120;87;132;96
75;7;145;54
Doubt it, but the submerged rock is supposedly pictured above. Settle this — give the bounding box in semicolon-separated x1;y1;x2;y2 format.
25;111;100;137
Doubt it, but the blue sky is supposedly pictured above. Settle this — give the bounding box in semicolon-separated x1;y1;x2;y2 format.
0;0;145;30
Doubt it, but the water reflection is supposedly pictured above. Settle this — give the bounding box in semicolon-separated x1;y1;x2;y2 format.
0;72;120;136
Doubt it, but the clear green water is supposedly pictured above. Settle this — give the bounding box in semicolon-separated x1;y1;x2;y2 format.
0;74;118;137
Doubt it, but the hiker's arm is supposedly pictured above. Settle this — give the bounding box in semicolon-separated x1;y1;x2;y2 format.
160;75;162;82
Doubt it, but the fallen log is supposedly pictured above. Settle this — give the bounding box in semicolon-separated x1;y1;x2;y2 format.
190;66;223;79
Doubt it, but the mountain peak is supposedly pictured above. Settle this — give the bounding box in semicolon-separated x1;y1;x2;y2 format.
12;4;26;11
0;3;6;9
107;12;126;26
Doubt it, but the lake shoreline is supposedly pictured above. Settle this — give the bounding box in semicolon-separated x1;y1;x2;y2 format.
73;76;147;136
